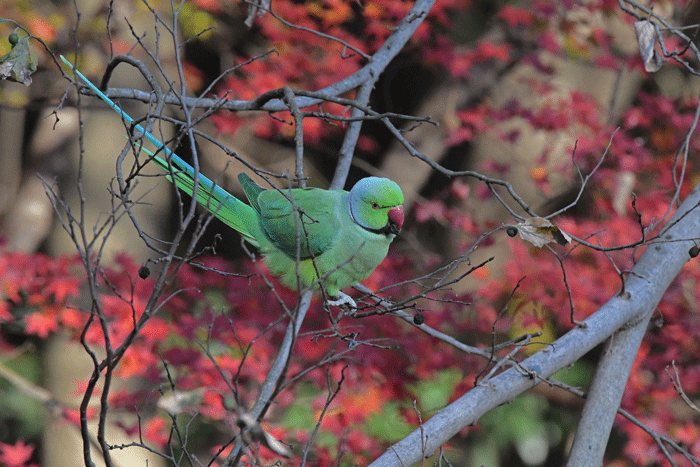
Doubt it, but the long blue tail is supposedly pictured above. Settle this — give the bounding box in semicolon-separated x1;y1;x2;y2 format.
60;56;259;243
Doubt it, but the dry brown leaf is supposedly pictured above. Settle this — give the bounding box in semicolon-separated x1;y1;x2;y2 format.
634;20;666;72
515;217;572;248
0;33;38;86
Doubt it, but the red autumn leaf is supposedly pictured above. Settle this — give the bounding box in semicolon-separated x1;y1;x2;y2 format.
0;440;34;467
498;5;534;27
61;407;97;426
199;391;226;420
414;200;446;223
0;301;12;321
24;310;59;338
114;420;141;438
118;346;160;379
163;347;202;366
59;307;86;330
44;275;81;303
143;416;171;446
474;41;511;62
538;30;562;54
446;126;474;146
449;179;470;200
140;317;172;345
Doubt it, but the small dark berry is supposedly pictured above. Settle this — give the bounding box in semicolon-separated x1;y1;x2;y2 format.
689;246;699;258
506;226;518;237
8;33;19;47
138;265;150;279
413;313;425;325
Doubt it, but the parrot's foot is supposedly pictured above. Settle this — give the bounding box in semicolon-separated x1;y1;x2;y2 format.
326;292;357;313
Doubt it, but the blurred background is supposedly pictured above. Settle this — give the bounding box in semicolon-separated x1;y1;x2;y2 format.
1;0;699;465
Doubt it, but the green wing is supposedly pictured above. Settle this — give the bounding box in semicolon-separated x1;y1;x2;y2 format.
238;174;341;259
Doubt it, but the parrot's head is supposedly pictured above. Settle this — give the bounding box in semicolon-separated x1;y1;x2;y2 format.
349;177;404;237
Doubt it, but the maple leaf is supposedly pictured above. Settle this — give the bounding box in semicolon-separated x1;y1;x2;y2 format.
45;276;81;303
414;200;446;223
118;346;159;379
59;307;85;329
198;391;226;420
445;126;474;146
338;385;385;423
449;179;470;200
24;310;59;338
498;5;534;27
114;420;141;438
61;408;95;426
0;440;34;467
163;347;202;366
474;41;511;62
143;416;171;446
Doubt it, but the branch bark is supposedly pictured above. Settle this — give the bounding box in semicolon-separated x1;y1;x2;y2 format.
566;312;652;466
74;0;437;116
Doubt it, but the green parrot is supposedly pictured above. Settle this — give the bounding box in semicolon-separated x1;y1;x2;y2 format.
61;56;404;307
170;170;403;307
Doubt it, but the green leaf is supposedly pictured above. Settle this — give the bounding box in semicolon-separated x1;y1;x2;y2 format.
552;359;592;388
366;402;413;442
410;368;462;413
281;400;316;430
0;33;38;86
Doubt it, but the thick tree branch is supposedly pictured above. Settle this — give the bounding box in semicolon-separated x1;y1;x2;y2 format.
369;184;700;467
566;312;652;466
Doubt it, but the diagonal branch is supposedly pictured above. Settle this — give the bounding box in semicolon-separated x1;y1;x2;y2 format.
566;310;652;467
368;179;700;467
69;0;437;115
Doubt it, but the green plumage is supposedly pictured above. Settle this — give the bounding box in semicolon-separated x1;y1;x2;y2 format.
59;55;404;301
229;173;403;297
153;151;404;298
150;154;261;246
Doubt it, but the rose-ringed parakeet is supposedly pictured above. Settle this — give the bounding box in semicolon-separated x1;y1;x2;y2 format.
61;56;404;307
232;173;404;307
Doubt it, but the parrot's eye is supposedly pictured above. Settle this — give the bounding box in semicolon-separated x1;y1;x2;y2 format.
372;202;380;209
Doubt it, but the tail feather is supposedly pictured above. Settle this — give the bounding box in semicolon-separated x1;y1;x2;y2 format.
145;147;259;245
60;55;260;246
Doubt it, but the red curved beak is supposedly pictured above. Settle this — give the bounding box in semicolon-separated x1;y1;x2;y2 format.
388;205;404;234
